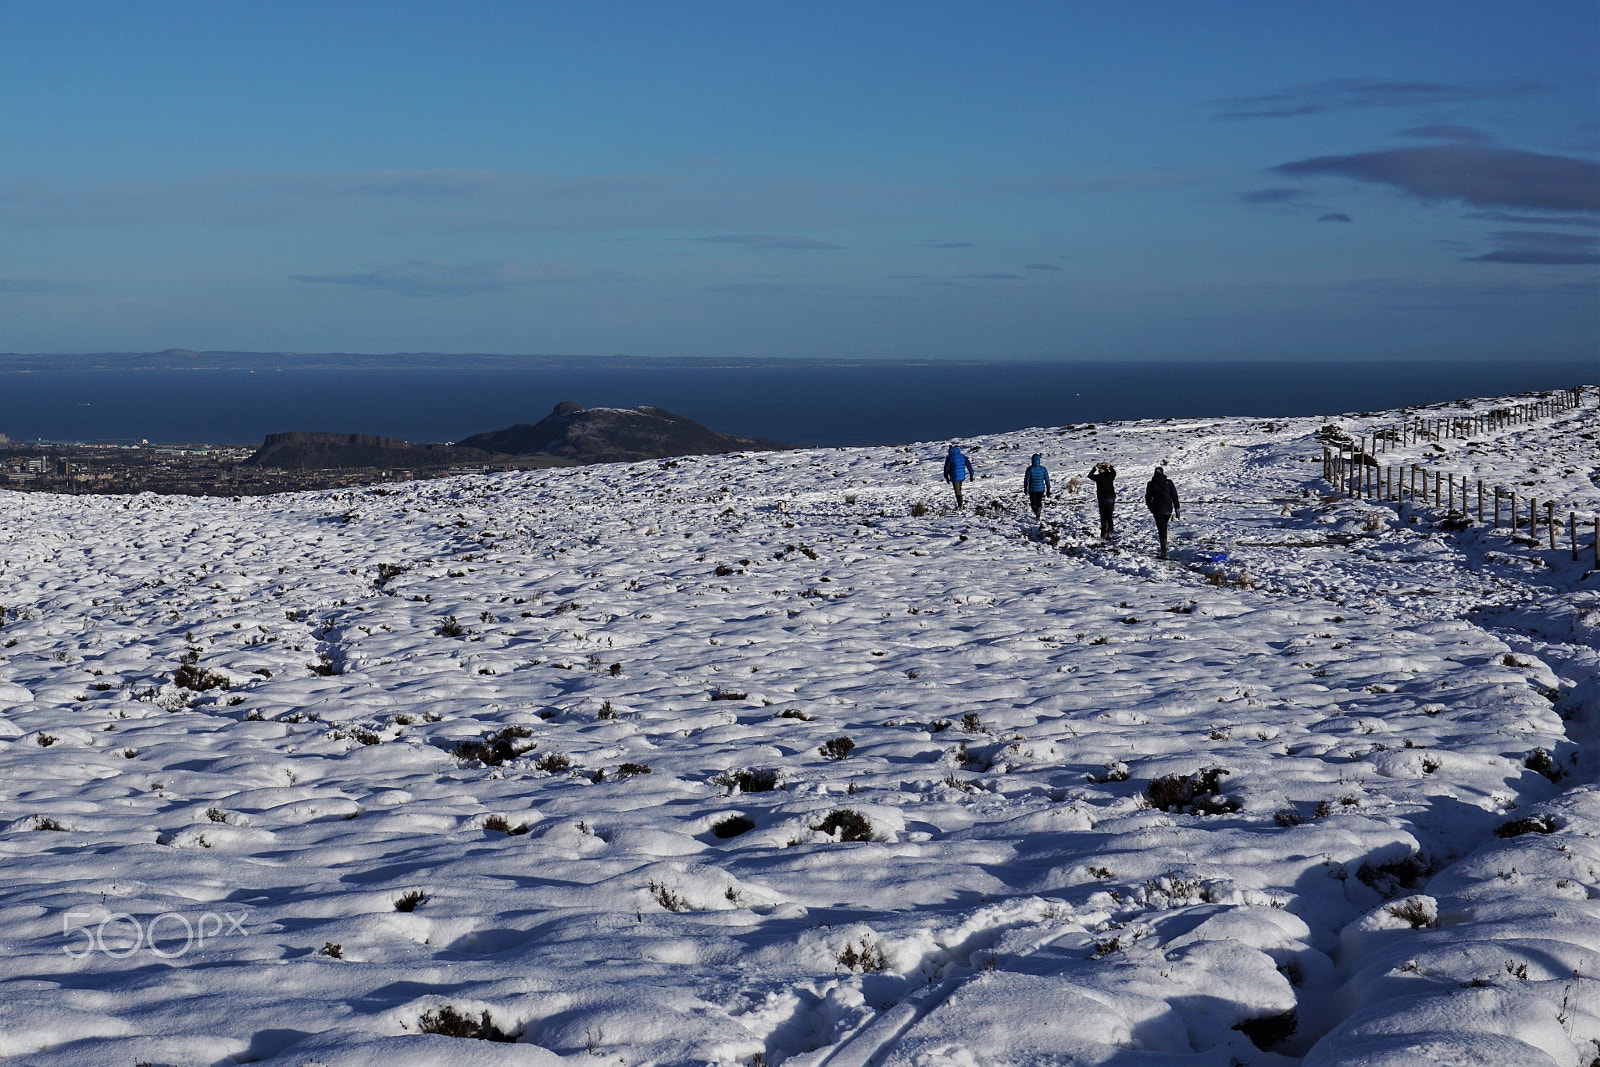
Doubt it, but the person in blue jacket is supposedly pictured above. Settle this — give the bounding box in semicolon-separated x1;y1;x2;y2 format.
1023;454;1052;520
943;445;975;508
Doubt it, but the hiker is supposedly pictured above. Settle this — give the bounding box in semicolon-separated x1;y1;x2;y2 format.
1088;462;1116;539
1144;466;1181;559
1022;453;1052;520
944;445;974;508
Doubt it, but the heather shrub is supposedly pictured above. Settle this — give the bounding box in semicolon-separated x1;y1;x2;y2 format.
812;809;872;842
819;736;855;761
1145;767;1239;815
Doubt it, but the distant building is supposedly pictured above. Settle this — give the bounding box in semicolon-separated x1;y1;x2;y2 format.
0;432;9;443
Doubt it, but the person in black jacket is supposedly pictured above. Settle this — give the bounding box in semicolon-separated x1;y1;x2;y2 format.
1088;462;1116;539
1145;466;1181;559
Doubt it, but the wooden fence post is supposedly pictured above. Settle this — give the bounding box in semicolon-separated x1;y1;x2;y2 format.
1531;497;1538;539
1477;480;1483;523
1547;503;1556;550
1572;512;1579;562
1493;488;1500;528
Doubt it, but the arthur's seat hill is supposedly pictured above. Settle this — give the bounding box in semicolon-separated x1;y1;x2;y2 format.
244;402;786;470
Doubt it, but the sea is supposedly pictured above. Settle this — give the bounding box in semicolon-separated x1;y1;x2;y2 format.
0;359;1592;449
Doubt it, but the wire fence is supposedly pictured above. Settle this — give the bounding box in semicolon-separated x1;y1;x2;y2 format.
1319;386;1597;566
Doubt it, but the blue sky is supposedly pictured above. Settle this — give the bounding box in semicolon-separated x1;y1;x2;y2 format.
0;1;1595;361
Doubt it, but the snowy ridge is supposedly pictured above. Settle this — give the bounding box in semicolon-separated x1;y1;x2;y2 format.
0;388;1595;1065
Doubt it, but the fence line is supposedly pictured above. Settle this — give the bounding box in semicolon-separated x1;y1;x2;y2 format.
1319;387;1597;566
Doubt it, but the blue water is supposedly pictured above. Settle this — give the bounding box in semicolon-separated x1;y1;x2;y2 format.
0;360;1591;447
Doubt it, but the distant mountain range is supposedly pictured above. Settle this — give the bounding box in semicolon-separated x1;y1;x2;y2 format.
244;402;786;469
0;349;850;372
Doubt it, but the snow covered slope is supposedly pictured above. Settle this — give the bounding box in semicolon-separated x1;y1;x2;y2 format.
0;388;1595;1066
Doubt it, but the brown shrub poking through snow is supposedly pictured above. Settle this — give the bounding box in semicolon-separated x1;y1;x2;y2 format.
394;890;427;912
174;651;231;692
535;752;571;773
719;767;781;793
416;1005;519;1042
837;938;888;972
453;725;535;766
1385;897;1437;929
649;881;689;912
712;815;756;838
1234;1010;1297;1051
1524;747;1565;783
1145;767;1239;815
1496;812;1557;839
819;736;856;761
812;809;873;842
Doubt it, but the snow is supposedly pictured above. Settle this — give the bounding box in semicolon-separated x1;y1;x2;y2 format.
0;387;1595;1065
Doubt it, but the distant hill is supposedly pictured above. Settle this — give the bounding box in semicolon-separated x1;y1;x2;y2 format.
243;432;493;470
243;405;786;470
457;402;786;463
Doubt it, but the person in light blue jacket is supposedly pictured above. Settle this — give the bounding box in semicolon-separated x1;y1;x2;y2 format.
1023;454;1052;519
943;445;974;508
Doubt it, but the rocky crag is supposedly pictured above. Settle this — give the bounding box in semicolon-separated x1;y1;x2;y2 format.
456;401;786;464
243;432;491;470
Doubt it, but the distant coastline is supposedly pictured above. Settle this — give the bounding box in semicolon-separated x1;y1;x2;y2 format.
0;349;1024;373
0;356;1592;449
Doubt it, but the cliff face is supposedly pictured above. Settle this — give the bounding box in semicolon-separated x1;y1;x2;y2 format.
244;432;492;470
456;402;785;463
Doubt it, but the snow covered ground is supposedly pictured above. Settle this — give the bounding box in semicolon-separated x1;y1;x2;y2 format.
0;387;1596;1066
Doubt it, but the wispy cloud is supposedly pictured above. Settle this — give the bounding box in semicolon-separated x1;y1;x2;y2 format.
1273;145;1600;213
703;281;816;295
0;169;915;233
1467;230;1599;265
979;169;1204;196
1465;210;1600;229
1214;78;1542;120
1026;262;1062;271
1237;187;1308;205
1318;213;1353;223
953;272;1022;281
1396;125;1494;143
919;241;973;249
290;261;625;298
0;165;1212;242
694;234;842;250
0;277;78;294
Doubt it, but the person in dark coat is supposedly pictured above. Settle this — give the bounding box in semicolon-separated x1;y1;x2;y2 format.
1022;454;1051;520
943;445;974;508
1088;462;1116;539
1144;466;1181;559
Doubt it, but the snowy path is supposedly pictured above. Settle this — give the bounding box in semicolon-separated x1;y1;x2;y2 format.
0;389;1595;1065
